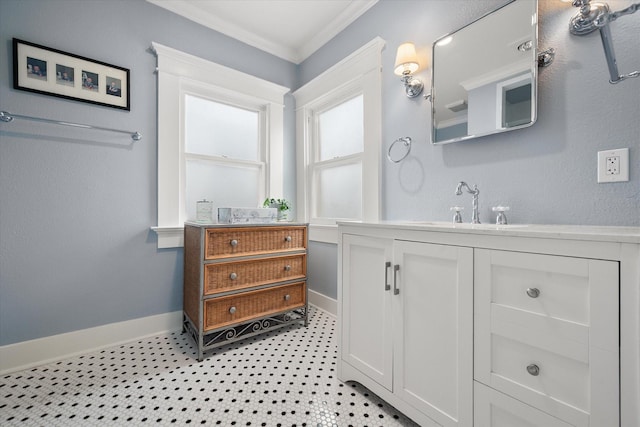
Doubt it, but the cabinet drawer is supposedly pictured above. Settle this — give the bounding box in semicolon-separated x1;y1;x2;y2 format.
204;254;306;295
474;382;574;427
205;226;307;259
476;250;591;324
204;282;306;330
484;333;590;417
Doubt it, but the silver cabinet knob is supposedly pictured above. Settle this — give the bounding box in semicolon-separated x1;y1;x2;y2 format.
284;265;291;272
284;235;292;242
229;306;236;314
284;294;291;301
230;239;238;247
229;272;238;280
527;364;540;376
526;287;540;298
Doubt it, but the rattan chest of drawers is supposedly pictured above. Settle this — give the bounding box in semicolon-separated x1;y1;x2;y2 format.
183;222;308;361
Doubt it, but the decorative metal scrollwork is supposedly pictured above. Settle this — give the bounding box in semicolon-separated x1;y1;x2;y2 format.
190;308;308;352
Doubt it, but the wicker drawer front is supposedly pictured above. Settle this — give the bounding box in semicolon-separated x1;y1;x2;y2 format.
205;226;306;259
204;255;306;295
204;282;306;330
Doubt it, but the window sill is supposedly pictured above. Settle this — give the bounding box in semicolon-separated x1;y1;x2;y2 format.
309;224;338;245
151;226;184;248
151;224;338;248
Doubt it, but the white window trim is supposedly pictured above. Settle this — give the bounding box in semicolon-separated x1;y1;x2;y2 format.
150;42;289;248
293;37;384;244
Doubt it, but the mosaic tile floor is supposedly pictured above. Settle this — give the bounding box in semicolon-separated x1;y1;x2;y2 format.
1;306;418;426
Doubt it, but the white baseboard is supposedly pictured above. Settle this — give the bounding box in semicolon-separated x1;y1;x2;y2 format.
0;294;338;375
308;289;337;316
0;311;183;375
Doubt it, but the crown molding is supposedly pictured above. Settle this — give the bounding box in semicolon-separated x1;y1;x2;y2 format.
297;0;378;63
147;0;378;64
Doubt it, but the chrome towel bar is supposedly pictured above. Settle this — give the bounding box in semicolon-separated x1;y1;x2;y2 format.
0;110;142;141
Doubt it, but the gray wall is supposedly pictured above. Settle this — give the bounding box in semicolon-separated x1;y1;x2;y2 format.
0;0;297;346
300;0;639;301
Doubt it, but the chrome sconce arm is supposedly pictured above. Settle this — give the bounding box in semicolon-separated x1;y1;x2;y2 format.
568;0;640;83
400;72;424;98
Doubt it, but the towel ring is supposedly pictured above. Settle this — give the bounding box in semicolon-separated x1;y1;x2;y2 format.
387;136;412;163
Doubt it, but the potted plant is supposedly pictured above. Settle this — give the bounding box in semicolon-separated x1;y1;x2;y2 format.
263;198;291;221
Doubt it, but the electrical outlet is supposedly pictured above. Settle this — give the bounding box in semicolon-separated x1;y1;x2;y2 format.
598;148;629;183
606;155;620;175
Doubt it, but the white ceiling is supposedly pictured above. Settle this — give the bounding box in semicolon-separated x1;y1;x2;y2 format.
146;0;379;64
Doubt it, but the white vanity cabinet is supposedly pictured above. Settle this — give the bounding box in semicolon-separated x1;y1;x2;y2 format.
338;222;640;427
339;233;473;426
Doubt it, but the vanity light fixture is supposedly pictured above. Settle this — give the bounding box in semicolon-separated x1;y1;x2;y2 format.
394;42;424;98
566;0;640;83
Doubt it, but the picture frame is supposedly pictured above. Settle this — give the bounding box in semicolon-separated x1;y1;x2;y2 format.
13;38;130;111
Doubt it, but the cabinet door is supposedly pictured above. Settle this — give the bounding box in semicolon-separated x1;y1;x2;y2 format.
341;234;394;391
392;241;473;427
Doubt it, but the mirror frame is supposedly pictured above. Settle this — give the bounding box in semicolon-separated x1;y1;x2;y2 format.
430;0;538;145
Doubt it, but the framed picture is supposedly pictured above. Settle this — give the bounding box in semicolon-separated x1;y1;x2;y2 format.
13;38;130;111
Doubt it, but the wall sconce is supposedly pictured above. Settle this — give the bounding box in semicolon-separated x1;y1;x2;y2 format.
566;0;640;83
394;42;424;98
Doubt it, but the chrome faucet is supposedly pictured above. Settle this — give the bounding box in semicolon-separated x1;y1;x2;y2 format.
455;181;480;224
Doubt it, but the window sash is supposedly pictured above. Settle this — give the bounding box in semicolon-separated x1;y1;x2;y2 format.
184;156;265;221
310;156;363;223
184;94;262;162
315;93;364;162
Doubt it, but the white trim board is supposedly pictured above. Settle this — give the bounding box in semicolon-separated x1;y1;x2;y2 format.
0;311;183;375
151;42;289;249
308;290;337;317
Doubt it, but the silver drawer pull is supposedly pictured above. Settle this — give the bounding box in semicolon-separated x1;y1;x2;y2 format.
384;261;391;291
284;294;291;301
284;265;291;272
284;235;292;242
526;287;540;298
527;364;540;376
393;264;400;295
230;239;238;247
229;306;237;314
229;272;238;280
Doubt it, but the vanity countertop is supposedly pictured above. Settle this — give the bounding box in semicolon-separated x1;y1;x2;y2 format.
337;221;640;244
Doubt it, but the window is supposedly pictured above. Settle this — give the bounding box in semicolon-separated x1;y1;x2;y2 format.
294;38;384;243
152;42;289;248
312;93;364;222
183;93;264;221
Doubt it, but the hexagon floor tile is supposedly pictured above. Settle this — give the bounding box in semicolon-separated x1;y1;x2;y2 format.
1;306;418;426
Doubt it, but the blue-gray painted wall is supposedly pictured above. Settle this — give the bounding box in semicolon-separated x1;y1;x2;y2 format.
0;0;297;345
1;0;639;344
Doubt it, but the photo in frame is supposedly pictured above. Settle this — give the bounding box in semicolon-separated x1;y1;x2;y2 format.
13;38;130;111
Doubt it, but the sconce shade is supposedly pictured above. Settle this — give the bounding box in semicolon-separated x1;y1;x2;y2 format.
394;42;420;75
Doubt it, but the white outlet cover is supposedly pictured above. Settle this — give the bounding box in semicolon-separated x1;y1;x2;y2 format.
598;148;629;183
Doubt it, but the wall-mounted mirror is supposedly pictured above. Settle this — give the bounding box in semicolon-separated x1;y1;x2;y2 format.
431;0;538;144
